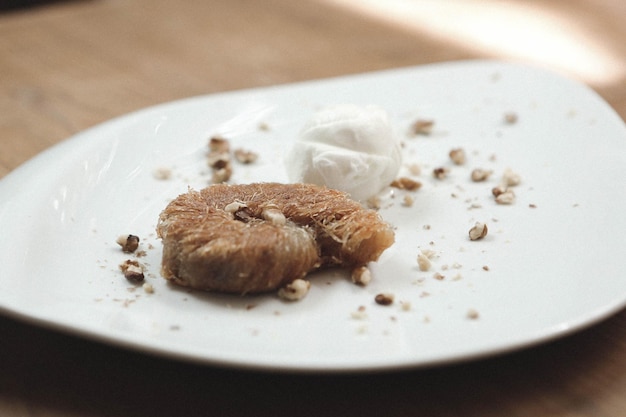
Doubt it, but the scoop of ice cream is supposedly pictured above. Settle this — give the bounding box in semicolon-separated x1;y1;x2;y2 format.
285;104;402;202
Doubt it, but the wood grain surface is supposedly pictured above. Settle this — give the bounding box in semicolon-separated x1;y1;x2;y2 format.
2;1;626;416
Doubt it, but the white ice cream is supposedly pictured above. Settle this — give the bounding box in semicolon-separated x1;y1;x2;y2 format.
285;104;402;202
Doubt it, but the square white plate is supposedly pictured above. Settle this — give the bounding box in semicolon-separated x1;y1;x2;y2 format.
2;60;626;372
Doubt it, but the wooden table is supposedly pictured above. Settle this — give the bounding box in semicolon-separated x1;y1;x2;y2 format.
2;0;626;415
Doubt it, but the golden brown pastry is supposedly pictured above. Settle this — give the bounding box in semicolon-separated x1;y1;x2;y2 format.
156;183;394;294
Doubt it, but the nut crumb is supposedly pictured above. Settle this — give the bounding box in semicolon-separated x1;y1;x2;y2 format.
407;163;421;176
224;200;247;213
234;148;258;164
208;136;233;183
142;282;154;294
400;301;412;311
504;112;518;124
417;251;432;271
351;266;372;286
375;293;395;306
433;167;449;179
433;272;445;280
470;168;492;182
351;305;368;320
482;265;490;271
449;148;466;165
390;177;422;191
152;167;172;180
495;189;516;204
469;222;488;241
502;168;521;186
467;309;480;319
116;234;140;253
278;279;310;301
402;195;414;207
411;119;434;135
119;259;144;283
491;185;508;197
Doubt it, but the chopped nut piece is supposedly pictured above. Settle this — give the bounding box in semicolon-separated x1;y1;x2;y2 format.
212;166;232;183
278;279;311;301
417;251;432;271
504;112;518;124
366;196;381;210
351;305;368;320
492;185;508;197
208;136;233;183
116;234;140;253
402;195;414;207
142;283;154;294
119;259;144;283
433;167;449;179
152;167;172;180
469;222;488;241
234;148;258;164
433;272;445;280
407;163;421;176
502;168;521;186
470;168;492;182
411;119;434;135
400;301;412;311
495;190;516;204
390;177;422;191
351;266;372;286
449;148;466;165
209;136;230;153
375;293;394;306
467;309;480;319
224;200;248;213
261;206;286;225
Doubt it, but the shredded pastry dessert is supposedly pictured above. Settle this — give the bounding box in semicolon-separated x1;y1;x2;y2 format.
156;183;395;294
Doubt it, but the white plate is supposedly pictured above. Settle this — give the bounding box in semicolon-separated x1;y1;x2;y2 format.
2;60;626;372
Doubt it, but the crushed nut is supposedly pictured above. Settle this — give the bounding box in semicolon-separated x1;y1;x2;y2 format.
119;259;144;283
469;222;488;241
402;195;414;207
152;167;172;180
491;184;508;197
502;168;521;186
351;266;372;286
504;112;518;124
278;279;311;301
407;163;421;176
495;189;516;204
411;119;434;135
417;251;432;271
433;272;445;280
234;148;258;164
208;136;230;153
116;234;140;253
375;293;394;306
470;168;492;182
467;309;480;319
433;167;449;179
142;282;154;294
390;177;422;191
224;200;248;213
208;136;233;183
261;206;286;225
351;305;368;320
449;148;466;165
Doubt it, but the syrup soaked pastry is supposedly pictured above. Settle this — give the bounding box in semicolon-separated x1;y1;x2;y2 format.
157;183;395;294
